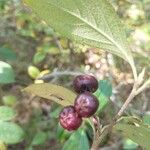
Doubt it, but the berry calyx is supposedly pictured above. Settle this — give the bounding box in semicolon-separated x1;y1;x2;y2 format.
59;106;82;131
74;92;99;118
73;75;98;93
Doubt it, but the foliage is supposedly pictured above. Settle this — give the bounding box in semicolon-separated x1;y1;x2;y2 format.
0;61;15;84
0;0;149;149
23;83;77;106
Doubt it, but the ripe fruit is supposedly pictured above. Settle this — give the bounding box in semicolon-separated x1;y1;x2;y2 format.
74;92;99;117
73;75;98;93
59;106;82;131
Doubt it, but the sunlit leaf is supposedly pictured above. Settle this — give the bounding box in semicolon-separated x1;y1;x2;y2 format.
24;0;135;70
123;138;138;150
28;66;40;79
23;83;77;106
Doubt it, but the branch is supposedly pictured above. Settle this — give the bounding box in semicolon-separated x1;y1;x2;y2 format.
37;70;83;80
135;78;150;95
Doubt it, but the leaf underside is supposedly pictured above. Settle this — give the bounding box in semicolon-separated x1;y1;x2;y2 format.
23;0;134;68
23;83;77;106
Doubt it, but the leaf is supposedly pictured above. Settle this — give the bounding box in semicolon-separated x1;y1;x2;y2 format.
0;46;17;61
31;131;47;146
2;95;17;107
143;115;150;125
0;61;15;84
94;80;112;111
95;91;108;112
114;122;150;150
0;122;24;144
56;124;70;142
0;106;16;121
23;0;135;68
123;138;138;150
33;52;46;64
98;80;112;98
27;66;40;79
23;83;77;106
63;129;90;150
0;141;7;150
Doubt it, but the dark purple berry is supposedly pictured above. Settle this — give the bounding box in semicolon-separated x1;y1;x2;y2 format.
73;75;98;93
59;106;82;131
74;92;99;118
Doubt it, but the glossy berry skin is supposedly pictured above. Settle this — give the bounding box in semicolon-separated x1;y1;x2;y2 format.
59;106;82;131
74;92;99;118
73;75;98;93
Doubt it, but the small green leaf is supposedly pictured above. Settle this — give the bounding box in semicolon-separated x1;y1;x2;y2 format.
94;91;108;111
28;66;40;79
114;122;150;149
0;106;16;121
57;124;70;142
0;61;15;84
2;95;17;107
0;46;17;61
0;122;24;144
94;80;112;111
123;138;138;150
31;131;47;146
143;115;150;125
98;80;112;98
23;83;77;106
33;52;46;64
63;129;90;150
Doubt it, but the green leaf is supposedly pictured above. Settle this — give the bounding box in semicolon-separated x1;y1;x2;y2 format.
0;61;15;84
27;66;40;79
123;138;138;150
23;83;77;106
31;131;47;146
95;91;108;111
94;80;112;111
0;46;17;61
2;95;17;107
33;52;46;64
143;115;150;125
0;106;16;121
114;122;150;150
63;129;90;150
0;122;24;144
24;0;135;68
98;80;112;98
57;124;70;142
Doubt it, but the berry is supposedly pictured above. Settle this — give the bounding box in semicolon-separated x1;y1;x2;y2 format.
74;92;99;118
59;106;82;131
73;75;98;93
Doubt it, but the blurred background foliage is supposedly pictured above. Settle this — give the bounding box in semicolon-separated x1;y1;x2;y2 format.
0;0;150;149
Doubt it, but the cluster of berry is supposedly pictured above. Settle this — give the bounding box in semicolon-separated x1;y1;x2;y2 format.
59;75;99;131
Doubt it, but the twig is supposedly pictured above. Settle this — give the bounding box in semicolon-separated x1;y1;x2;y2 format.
37;70;84;80
91;72;149;150
115;82;137;119
135;78;150;95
